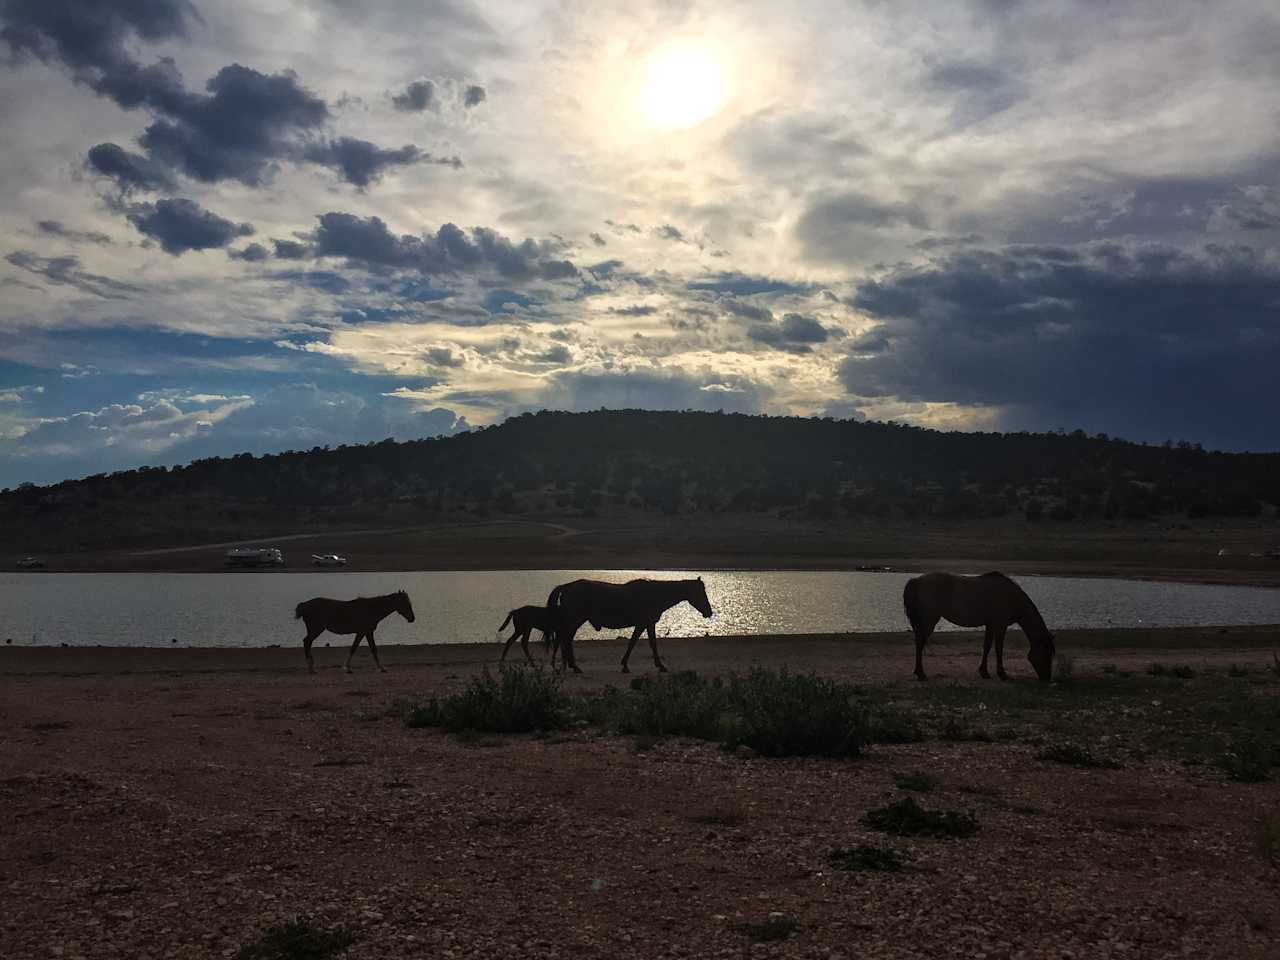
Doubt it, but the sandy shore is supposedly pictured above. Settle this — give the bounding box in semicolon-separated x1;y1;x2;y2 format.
3;628;1279;959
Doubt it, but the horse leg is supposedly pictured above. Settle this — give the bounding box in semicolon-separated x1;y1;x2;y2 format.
979;626;994;679
520;628;536;667
912;617;938;681
302;627;322;673
500;629;517;663
647;623;666;673
994;626;1009;681
345;633;364;673
366;627;384;670
560;622;584;674
620;626;644;673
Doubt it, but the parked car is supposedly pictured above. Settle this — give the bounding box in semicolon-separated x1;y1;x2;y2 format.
16;556;44;569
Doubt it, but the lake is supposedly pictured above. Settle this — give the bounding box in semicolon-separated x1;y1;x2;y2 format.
2;570;1278;648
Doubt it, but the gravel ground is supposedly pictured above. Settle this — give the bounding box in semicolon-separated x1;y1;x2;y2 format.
2;631;1278;959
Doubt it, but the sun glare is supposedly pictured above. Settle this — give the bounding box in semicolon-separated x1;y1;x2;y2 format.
638;45;726;130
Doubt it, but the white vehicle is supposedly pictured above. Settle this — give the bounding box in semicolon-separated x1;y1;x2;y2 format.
225;546;284;567
311;553;348;567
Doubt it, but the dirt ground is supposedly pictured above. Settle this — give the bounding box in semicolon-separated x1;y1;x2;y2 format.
2;630;1278;959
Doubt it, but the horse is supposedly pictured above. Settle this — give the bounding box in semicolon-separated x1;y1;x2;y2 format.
903;571;1055;682
544;577;713;674
497;605;556;666
294;590;415;674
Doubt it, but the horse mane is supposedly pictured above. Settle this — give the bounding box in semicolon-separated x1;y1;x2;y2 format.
981;572;1048;637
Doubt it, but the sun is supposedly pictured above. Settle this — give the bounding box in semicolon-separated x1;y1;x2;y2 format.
638;45;726;130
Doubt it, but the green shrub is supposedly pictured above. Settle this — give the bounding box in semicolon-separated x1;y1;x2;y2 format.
236;921;355;960
894;771;935;792
726;667;868;758
610;671;732;740
405;664;568;734
1036;743;1123;770
863;797;979;838
829;845;902;872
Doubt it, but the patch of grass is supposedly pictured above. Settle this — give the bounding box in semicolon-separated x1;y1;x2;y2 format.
893;771;935;792
236;920;355;960
687;803;746;826
1054;654;1075;683
866;710;926;744
939;713;994;742
25;720;71;732
726;667;868;758
606;671;732;741
863;797;979;838
1036;743;1124;770
829;844;902;872
1217;738;1273;783
1228;664;1250;678
1101;664;1119;675
738;917;800;942
1147;663;1195;679
406;664;568;734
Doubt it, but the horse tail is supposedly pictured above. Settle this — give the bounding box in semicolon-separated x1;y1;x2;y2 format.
499;609;514;632
902;578;923;636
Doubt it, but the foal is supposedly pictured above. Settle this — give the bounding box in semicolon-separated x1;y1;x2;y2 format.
294;590;415;673
498;605;555;666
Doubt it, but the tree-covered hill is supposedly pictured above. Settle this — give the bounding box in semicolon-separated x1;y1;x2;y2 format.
3;409;1277;551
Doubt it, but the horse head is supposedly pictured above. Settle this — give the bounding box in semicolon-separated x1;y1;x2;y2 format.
1027;630;1055;683
396;590;416;623
688;577;714;618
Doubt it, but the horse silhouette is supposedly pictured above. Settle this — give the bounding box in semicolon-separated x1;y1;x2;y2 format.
497;604;555;666
903;571;1055;682
294;590;415;674
545;577;713;674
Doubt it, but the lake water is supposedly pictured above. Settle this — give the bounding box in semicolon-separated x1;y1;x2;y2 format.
2;570;1278;648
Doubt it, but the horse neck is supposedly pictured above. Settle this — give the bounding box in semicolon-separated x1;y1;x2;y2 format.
373;593;401;619
1013;594;1047;639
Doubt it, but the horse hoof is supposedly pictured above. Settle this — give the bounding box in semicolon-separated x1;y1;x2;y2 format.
914;672;927;681
979;669;991;680
621;666;630;674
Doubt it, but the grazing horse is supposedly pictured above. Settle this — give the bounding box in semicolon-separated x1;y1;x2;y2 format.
903;572;1055;682
545;577;714;674
294;590;415;674
497;605;556;666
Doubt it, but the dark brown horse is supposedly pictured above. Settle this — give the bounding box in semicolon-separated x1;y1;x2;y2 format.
903;572;1055;682
294;590;415;673
545;577;714;674
498;605;555;666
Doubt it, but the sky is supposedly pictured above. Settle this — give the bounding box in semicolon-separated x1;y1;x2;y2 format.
1;0;1279;486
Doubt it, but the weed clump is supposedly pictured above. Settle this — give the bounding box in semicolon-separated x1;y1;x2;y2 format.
894;771;935;792
1147;663;1195;679
863;797;979;838
739;917;800;942
610;671;731;741
1217;738;1273;783
1036;743;1124;770
406;665;568;734
1256;812;1280;868
829;844;902;872
236;921;355;960
726;667;867;758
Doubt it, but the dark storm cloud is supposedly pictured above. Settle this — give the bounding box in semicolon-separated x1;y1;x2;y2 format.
463;84;486;107
228;242;268;262
609;305;657;316
272;239;310;260
656;224;685;242
588;259;623;279
926;60;1022;124
125;197;253;255
0;0;195;107
686;272;814;296
839;244;1280;449
308;213;575;281
270;269;351;294
425;346;463;367
392;79;434;111
481;288;536;314
301;138;459;188
86;143;176;193
5;250;143;298
36;220;112;245
721;299;773;323
795;192;929;260
534;344;571;363
604;219;642;233
589;232;606;247
747;313;831;354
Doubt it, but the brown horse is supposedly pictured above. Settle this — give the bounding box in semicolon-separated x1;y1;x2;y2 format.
498;605;555;666
903;572;1055;682
544;577;713;674
294;590;415;673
